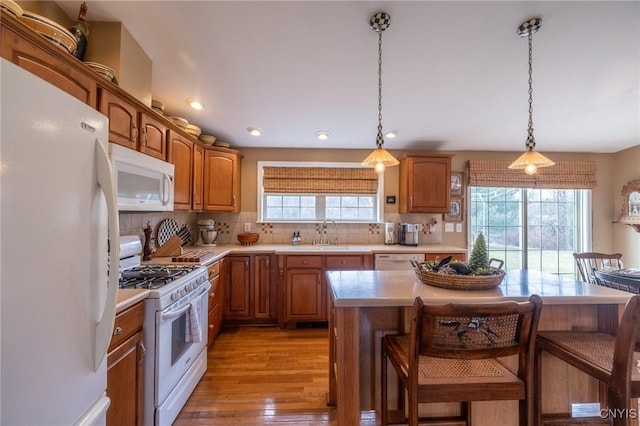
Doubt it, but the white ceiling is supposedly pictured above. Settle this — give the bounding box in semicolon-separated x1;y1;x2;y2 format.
55;1;639;154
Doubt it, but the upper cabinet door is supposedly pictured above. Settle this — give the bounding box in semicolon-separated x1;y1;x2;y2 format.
139;112;167;160
99;90;138;150
203;150;241;212
1;25;97;107
399;154;452;213
168;131;194;210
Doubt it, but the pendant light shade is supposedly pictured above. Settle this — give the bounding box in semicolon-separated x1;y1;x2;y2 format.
508;18;555;175
361;12;398;174
362;147;399;174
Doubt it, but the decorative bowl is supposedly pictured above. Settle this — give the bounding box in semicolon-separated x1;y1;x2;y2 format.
20;11;77;55
199;134;216;145
411;261;505;291
1;0;23;17
237;232;260;246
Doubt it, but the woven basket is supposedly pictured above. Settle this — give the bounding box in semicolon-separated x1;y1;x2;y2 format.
412;265;506;291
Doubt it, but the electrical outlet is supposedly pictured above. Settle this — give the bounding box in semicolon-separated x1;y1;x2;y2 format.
244;223;251;232
456;223;463;233
445;223;454;233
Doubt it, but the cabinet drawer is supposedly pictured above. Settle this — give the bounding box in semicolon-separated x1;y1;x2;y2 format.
325;255;363;269
208;275;220;311
109;302;144;352
286;255;322;268
208;260;220;279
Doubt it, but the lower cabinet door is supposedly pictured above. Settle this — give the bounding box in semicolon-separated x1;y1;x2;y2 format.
286;268;323;321
106;331;145;426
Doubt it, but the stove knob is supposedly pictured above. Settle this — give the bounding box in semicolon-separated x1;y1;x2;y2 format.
171;292;178;301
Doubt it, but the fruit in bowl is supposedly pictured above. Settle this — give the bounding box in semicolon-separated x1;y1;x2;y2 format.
237;232;259;245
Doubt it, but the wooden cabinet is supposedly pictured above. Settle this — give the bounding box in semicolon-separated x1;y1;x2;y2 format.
99;89;167;160
223;254;276;323
107;301;145;426
280;254;373;326
223;255;251;319
207;260;222;346
399;154;453;213
1;18;97;106
168;131;194;210
203;150;241;212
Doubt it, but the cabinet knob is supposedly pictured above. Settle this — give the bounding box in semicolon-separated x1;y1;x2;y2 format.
302;260;307;264
341;260;346;264
113;326;122;336
209;324;215;329
142;128;147;146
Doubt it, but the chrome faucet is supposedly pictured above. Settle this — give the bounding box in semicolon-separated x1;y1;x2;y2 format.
318;220;339;245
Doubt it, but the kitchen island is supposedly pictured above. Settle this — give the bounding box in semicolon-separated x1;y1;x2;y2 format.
326;269;633;425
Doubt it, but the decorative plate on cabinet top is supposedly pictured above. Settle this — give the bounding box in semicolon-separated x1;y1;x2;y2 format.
213;141;231;148
198;134;216;145
1;0;23;17
169;116;189;128
157;218;179;247
20;11;77;55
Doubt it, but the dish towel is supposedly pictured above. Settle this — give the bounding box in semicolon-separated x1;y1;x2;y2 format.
185;297;202;343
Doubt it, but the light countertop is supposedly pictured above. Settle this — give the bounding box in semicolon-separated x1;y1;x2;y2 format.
146;243;468;266
326;269;632;307
116;288;150;313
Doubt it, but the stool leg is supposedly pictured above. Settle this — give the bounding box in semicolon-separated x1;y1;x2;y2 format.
381;342;388;426
534;345;543;425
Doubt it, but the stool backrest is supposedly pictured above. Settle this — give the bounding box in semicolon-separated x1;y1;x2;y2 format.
573;252;623;284
411;295;542;363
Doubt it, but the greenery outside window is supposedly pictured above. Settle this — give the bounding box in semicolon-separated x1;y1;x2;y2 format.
258;161;383;223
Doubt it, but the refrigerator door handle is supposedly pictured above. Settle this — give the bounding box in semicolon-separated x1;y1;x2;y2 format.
94;138;120;371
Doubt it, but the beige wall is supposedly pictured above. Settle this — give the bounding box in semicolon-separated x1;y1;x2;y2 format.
612;145;640;268
238;147;630;255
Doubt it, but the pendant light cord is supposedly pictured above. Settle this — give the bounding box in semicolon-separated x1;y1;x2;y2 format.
376;31;384;149
526;32;535;151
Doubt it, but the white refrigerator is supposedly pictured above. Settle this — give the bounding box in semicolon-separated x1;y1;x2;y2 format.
0;59;120;425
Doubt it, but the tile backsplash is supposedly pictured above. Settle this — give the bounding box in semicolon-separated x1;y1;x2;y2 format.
119;211;443;248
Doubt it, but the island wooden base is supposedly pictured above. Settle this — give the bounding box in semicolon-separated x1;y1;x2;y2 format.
328;300;624;426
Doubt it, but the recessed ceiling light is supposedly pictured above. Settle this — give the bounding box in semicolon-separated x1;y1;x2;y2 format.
247;127;262;136
315;131;330;141
187;99;204;110
385;130;398;138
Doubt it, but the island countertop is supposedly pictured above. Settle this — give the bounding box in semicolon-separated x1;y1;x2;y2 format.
326;269;632;307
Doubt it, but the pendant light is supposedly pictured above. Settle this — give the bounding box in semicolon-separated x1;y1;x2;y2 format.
361;12;399;174
508;18;555;175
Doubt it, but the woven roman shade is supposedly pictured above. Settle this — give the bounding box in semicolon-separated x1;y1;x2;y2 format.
468;160;597;189
263;166;378;194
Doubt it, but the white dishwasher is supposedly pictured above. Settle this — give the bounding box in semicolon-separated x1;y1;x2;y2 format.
374;253;425;270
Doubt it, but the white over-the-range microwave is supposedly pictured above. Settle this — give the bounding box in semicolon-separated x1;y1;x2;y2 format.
109;144;175;211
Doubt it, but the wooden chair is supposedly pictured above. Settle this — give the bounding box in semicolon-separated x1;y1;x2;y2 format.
534;295;640;425
381;294;543;426
594;270;640;294
573;252;624;285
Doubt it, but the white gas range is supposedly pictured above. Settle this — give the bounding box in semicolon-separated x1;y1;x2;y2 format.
119;236;210;426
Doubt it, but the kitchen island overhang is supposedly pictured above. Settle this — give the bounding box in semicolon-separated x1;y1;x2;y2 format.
326;269;633;425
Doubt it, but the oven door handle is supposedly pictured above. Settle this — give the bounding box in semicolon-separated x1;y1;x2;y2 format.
161;302;193;321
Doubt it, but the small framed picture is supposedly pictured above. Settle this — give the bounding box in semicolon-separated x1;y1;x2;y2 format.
450;172;463;196
444;197;464;222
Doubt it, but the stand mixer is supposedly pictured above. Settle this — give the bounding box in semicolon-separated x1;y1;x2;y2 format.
196;219;218;246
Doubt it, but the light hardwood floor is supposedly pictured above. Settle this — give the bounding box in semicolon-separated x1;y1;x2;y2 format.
175;325;352;425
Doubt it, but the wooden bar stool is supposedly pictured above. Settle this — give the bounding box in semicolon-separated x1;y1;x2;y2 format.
381;295;542;426
535;295;640;425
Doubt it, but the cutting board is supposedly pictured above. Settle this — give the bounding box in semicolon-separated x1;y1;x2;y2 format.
172;250;217;263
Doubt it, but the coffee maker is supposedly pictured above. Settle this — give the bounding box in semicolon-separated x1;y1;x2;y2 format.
399;223;420;246
196;219;218;246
